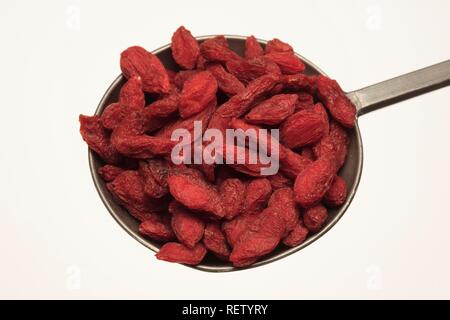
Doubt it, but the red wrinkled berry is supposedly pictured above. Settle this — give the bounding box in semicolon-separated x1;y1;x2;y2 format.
303;205;328;233
324;176;348;207
156;242;207;265
120;46;170;94
294;159;335;208
171;26;200;70
179;71;217;118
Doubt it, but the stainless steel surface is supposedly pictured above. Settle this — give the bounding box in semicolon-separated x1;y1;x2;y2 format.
89;35;449;272
347;60;450;115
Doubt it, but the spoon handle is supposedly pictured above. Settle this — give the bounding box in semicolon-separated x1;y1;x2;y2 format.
347;59;450;116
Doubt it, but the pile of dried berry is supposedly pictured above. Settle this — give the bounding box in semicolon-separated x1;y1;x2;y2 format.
79;26;356;267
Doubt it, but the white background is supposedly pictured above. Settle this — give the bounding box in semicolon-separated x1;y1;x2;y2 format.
1;0;449;299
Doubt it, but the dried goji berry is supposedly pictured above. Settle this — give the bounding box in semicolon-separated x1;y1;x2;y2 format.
171;26;200;70
315;75;356;128
245;36;264;59
208;73;282;136
179;71;217;118
303;204;328;233
295;92;315;111
265;51;305;74
280;108;328;149
313;121;349;172
265;38;293;54
156;98;216;140
138;159;170;199
294;159;335;208
203;222;230;260
283;220;309;247
79;115;121;164
98;164;125;182
324;175;348;207
268;187;299;235
106;170;166;221
111;111;175;158
200;36;241;64
173;70;200;90
243;178;272;214
167;173;225;219
267;172;293;190
169;201;205;248
156;242;207;265
100;102;126;130
229;206;286;267
225;56;280;84
139;214;175;242
245;94;297;125
206;63;245;96
219;178;246;220
119;75;145;110
120;46;170;94
279;148;312;179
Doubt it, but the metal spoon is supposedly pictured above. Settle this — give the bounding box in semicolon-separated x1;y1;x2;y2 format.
89;35;450;272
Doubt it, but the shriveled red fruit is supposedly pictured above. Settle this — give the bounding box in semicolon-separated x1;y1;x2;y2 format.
229;207;286;267
196;55;208;69
79;115;120;164
156;242;207;265
301;147;315;161
303;204;328;232
245;36;264;59
243;178;272;214
120;46;170;94
206;64;245;96
138;159;170;199
228;119;282;158
294;158;335;208
179;71;217;118
324;176;348;207
279;148;312;179
221;145;273;177
119;76;145;110
222;212;260;247
296;92;315;111
207;74;282;136
98;165;125;182
156;98;216;140
139;215;175;242
312;102;330;134
111;111;175;158
171;26;200;70
315;75;356;128
173;70;200;90
203;222;230;260
245;94;297;125
219;178;246;220
267;172;293;190
268;188;299;235
265;38;293;53
167;174;225;219
225;57;281;84
144;92;179;124
313;121;349;172
265;51;305;74
169;201;205;248
106;170;166;221
283;220;309;247
282;73;317;93
280;108;328;149
200;36;241;63
100;103;125;130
